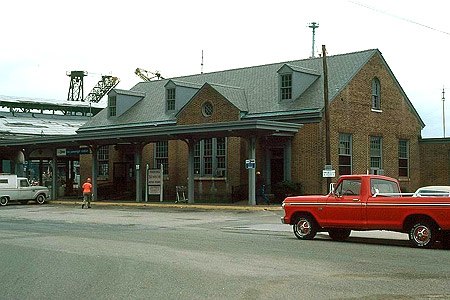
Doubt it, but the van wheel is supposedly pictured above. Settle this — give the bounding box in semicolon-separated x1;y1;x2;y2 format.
328;229;352;241
36;194;46;205
409;221;437;248
0;196;8;206
293;215;317;240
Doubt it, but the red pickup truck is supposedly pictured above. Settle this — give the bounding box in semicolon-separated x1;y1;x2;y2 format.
281;174;450;248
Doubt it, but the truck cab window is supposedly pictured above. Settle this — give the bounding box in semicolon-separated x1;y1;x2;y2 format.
335;179;361;196
19;179;29;188
370;179;400;196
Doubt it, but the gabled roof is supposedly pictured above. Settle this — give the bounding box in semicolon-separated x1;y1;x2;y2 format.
278;64;321;76
174;83;248;119
111;89;146;97
165;79;203;89
208;83;248;112
79;49;424;131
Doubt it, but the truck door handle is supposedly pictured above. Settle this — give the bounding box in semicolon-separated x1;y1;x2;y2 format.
352;198;360;202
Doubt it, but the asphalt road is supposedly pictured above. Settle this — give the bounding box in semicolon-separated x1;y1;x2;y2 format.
0;204;449;300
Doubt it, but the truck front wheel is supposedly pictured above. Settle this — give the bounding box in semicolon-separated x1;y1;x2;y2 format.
35;194;46;205
409;221;437;248
293;215;317;240
0;196;8;206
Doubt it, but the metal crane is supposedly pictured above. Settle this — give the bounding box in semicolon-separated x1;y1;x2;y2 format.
134;68;164;81
84;75;120;103
67;71;87;102
67;71;120;103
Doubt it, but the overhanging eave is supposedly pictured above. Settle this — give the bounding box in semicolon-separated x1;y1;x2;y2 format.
0;120;302;148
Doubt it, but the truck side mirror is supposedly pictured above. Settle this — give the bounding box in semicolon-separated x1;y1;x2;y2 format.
329;183;335;194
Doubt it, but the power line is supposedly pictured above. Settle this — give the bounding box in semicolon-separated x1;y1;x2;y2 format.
349;1;450;36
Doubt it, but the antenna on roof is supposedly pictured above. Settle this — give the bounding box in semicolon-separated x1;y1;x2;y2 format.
308;22;319;58
443;86;446;137
201;50;204;74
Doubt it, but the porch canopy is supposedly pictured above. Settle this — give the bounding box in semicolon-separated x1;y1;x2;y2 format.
0;119;302;204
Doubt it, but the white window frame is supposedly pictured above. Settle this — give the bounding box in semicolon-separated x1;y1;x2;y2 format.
370;136;383;173
166;88;176;111
338;133;352;175
108;95;117;117
154;141;169;175
98;145;109;179
398;139;409;177
280;73;292;100
194;138;227;177
371;78;381;111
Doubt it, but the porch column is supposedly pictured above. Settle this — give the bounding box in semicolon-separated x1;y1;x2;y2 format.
134;144;144;202
187;139;195;204
51;151;57;200
265;146;271;187
91;145;98;201
284;139;292;181
248;137;256;206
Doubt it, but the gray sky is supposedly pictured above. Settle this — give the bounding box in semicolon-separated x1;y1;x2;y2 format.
1;0;449;137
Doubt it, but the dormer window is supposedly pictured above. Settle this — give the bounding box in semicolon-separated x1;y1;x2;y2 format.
372;78;381;110
108;95;116;117
166;88;176;111
280;73;292;100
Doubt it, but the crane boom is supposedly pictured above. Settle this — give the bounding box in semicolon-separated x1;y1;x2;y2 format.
135;68;164;81
84;75;120;103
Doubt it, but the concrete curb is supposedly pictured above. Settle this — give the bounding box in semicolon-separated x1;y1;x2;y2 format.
48;200;283;212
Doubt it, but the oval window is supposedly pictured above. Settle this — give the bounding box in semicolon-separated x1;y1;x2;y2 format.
202;101;213;117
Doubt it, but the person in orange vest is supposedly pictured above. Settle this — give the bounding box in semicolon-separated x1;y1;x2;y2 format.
81;177;93;209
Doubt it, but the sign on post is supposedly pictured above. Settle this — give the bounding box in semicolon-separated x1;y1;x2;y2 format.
145;164;164;202
245;159;256;169
322;169;336;178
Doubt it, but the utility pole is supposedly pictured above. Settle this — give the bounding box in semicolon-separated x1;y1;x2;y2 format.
443;87;446;137
309;22;319;58
201;50;204;74
322;45;331;189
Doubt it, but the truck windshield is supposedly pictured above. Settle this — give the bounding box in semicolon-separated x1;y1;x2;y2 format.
370;179;400;195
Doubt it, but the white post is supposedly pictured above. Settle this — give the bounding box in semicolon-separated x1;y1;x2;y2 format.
160;163;164;202
145;164;149;202
248;137;256;206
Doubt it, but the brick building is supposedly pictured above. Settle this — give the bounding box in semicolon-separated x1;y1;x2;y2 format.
74;48;424;202
419;139;450;187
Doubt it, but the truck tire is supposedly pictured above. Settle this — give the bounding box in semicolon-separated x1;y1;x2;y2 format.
35;194;46;205
0;196;8;206
409;221;437;248
328;229;352;241
293;215;317;240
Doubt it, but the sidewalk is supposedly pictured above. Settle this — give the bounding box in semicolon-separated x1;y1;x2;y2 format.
48;199;282;211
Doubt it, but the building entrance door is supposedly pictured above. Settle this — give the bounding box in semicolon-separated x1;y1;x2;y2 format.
270;148;284;184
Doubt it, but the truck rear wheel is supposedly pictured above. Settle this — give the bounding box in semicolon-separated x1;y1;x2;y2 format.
409;221;437;248
0;196;8;206
293;215;317;240
328;229;351;241
35;194;46;205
